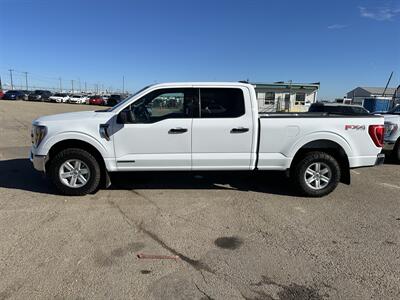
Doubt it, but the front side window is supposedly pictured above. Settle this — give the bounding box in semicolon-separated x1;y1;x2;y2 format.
123;88;197;123
200;88;245;118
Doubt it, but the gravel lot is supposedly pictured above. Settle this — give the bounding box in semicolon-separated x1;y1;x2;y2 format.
0;101;399;299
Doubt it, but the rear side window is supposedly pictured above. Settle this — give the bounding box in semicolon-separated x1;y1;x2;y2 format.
200;88;245;118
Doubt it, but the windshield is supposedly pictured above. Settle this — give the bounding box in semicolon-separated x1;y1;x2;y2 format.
107;85;153;112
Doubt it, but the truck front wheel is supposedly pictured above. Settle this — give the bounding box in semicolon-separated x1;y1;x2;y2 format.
48;148;101;196
292;151;341;197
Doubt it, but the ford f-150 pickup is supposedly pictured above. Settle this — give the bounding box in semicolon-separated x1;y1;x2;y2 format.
30;82;385;197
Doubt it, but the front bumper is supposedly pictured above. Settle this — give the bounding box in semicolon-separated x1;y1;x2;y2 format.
375;153;385;166
30;151;47;172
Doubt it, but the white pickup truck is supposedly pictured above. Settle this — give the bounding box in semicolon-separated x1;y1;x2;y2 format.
30;82;385;197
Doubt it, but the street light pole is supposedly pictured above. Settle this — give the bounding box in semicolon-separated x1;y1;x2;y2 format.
59;77;62;92
122;75;125;94
71;80;74;94
23;72;28;90
8;69;14;90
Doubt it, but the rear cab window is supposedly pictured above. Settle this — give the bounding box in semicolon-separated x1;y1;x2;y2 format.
199;88;245;118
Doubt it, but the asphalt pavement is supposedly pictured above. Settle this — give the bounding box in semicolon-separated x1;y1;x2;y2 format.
0;101;399;299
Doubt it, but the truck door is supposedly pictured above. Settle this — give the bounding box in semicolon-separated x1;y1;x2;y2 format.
192;87;254;170
113;88;197;170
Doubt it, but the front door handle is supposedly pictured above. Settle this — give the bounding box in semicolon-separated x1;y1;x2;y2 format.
168;128;188;134
230;127;249;133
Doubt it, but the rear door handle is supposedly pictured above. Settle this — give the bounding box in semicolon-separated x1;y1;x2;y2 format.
230;127;249;133
168;127;188;134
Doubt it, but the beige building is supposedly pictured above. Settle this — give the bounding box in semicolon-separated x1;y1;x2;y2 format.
254;82;320;112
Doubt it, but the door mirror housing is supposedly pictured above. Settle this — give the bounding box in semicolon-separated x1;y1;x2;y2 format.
117;108;135;124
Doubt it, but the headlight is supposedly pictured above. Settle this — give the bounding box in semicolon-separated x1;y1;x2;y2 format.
31;125;47;146
384;122;398;137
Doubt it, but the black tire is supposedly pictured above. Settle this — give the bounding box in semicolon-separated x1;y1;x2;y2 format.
291;151;341;197
48;148;101;196
392;139;400;163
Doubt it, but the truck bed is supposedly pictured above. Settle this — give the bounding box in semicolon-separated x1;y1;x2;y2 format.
256;113;383;170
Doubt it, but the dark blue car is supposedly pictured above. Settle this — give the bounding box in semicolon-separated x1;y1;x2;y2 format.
3;90;26;100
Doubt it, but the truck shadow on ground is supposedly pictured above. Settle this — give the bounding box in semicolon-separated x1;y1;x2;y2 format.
0;158;57;194
109;170;297;196
0;158;298;196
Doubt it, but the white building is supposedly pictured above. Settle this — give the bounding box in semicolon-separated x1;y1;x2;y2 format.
253;82;320;112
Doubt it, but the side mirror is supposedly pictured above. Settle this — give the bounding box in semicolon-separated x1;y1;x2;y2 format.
117;109;135;124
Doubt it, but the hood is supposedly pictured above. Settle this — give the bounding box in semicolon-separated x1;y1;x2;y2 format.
33;110;113;125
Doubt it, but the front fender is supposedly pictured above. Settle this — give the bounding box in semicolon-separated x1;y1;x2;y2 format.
37;131;109;158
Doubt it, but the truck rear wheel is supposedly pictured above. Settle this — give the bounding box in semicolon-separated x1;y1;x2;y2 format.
292;151;341;197
48;148;101;196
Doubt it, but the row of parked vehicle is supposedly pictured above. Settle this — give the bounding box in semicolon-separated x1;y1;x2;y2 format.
0;89;126;106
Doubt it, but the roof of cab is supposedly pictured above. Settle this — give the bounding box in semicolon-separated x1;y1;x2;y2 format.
150;82;253;88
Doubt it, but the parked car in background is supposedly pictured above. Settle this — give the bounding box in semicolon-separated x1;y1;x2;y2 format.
20;90;32;100
28;90;52;101
382;104;400;161
107;94;123;106
80;95;90;104
102;95;110;104
0;90;4;99
49;93;70;103
68;95;86;104
88;95;105;105
309;103;370;115
30;82;385;197
3;90;26;100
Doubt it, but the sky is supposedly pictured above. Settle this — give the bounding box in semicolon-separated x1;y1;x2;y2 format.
0;0;399;99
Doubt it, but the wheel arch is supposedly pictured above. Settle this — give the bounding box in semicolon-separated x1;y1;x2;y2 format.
290;139;351;184
45;139;110;188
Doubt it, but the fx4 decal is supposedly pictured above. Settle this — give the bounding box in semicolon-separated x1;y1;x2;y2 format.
345;125;366;130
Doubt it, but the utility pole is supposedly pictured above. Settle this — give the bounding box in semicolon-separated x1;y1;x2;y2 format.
84;81;87;93
78;78;82;92
122;75;125;94
71;80;74;93
8;69;14;90
59;77;62;92
382;71;393;97
23;72;28;90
